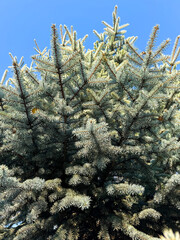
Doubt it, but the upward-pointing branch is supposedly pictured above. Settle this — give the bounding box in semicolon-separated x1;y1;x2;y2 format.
51;24;65;100
13;61;38;151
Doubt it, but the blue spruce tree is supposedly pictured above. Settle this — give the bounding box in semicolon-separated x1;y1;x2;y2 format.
0;6;179;240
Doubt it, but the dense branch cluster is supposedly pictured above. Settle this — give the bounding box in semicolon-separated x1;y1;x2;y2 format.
0;5;179;240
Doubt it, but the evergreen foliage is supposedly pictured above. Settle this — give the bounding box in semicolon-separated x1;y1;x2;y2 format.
159;228;180;240
0;5;180;240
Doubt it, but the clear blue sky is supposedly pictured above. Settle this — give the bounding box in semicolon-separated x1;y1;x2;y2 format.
0;0;180;78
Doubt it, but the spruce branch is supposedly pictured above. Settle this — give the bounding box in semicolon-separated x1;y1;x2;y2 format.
171;35;180;61
126;40;143;61
12;62;35;131
51;24;65;100
152;39;170;59
1;69;8;85
69;60;88;102
147;24;159;53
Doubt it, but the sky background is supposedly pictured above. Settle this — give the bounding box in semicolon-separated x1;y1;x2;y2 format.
0;0;180;79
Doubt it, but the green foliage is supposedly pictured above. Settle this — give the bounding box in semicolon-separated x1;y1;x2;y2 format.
0;5;180;240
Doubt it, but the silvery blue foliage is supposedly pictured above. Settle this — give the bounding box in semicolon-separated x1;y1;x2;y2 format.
0;5;179;240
